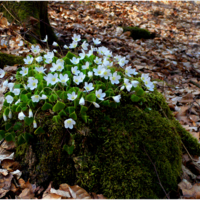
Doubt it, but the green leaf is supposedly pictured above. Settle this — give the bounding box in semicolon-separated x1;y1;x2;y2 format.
136;87;145;97
131;94;141;102
49;94;58;103
16;106;21;112
11;105;18;112
34;126;45;135
5;123;12;131
13;122;22;130
58;110;67;117
69;111;77;120
22;106;28;111
14;84;23;89
52;115;61;124
0;130;5;140
21;94;29;103
85;93;96;103
80;106;88;114
63;144;74;155
5;132;15;142
23;132;33;142
18;134;25;145
53;101;65;112
35;73;43;81
42;102;52;111
4;107;9;116
66;51;76;59
105;88;114;97
101;100;110;107
24;117;34;126
74;98;79;109
81;114;88;123
66;106;75;114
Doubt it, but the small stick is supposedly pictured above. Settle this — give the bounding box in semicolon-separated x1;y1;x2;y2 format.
143;145;170;199
189;80;200;89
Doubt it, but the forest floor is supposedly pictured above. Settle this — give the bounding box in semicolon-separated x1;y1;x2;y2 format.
0;1;200;199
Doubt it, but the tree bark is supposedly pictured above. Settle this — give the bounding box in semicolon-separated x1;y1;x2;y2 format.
0;1;58;45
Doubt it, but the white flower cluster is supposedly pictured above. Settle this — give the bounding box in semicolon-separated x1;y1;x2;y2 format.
1;34;155;131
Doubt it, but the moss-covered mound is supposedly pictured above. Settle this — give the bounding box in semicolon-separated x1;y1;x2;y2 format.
14;90;200;199
0;53;24;68
123;26;156;40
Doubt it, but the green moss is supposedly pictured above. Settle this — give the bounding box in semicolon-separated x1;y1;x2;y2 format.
12;89;200;198
0;52;24;68
123;26;155;40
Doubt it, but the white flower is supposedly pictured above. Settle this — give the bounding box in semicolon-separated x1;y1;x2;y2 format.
141;73;149;82
113;94;121;103
44;51;54;60
35;66;46;74
72;34;81;42
70;57;80;65
3;80;8;87
18;40;23;47
79;72;85;82
20;67;28;76
67;92;77;101
18;111;26;120
118;57;128;67
8;110;12;119
94;57;102;64
13;88;20;95
69;41;78;49
53;49;57;53
35;56;43;63
27;79;38;90
0;69;5;78
52;41;58;46
29;109;33;118
88;71;93;78
10;76;13;80
54;63;64;72
31;94;40;103
93;102;100;108
59;74;69;85
45;57;52;64
6;95;13;104
44;73;59;85
64;118;76;129
73;75;82;85
110;72;121;85
31;45;40;54
131;80;139;88
95;89;106;101
3;113;7;121
79;97;85;105
33;120;37;128
145;80;154;91
8;83;14;92
79;50;85;60
124;78;132;92
41;35;48;42
15;99;20;105
125;66;138;77
82;62;90;70
71;66;80;75
114;55;122;61
28;77;36;82
87;47;94;57
63;45;69;49
81;41;89;50
93;38;101;45
93;65;105;76
97;46;107;55
101;69;111;80
56;59;64;65
41;94;47;100
84;82;94;92
120;85;125;91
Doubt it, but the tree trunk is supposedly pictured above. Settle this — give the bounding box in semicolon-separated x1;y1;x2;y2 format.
0;1;58;44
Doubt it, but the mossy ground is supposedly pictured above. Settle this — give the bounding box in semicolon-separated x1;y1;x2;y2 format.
14;90;200;198
0;53;23;69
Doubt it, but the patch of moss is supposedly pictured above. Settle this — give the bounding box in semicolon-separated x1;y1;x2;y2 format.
0;52;23;68
13;89;200;198
123;26;155;40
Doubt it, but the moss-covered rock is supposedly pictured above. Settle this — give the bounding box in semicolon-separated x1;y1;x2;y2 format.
0;52;24;68
14;90;200;199
123;26;155;40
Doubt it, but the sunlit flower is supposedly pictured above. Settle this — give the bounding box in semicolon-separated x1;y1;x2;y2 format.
56;59;64;65
27;79;38;90
24;56;33;65
112;94;121;103
141;73;149;82
31;45;40;54
29;109;33;118
110;72;121;85
13;88;20;95
18;40;23;47
41;35;48;42
63;45;69;49
118;57;128;67
79;72;85;82
79;50;86;60
93;65;105;76
69;41;78;49
67;92;77;101
18;111;26;120
95;89;106;100
35;56;43;63
71;66;80;75
8;110;12;119
101;68;111;80
82;62;90;70
59;74;69;85
88;71;93;78
44;51;54;59
73;75;82;85
44;73;59;85
93;102;100;108
84;82;94;92
124;78;132;92
94;57;102;64
33;120;37;128
93;38;101;45
8;83;14;92
64;118;76;129
15;99;20;105
3;80;8;87
81;41;89;50
20;67;28;76
52;41;58;46
31;94;40;103
125;66;138;77
79;97;85;105
5;95;13;104
72;34;81;42
131;80;139;88
3;113;7;121
0;69;5;78
35;66;46;74
70;57;80;65
41;94;47;100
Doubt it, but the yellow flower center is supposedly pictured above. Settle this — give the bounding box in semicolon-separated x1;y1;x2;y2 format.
52;78;56;82
97;94;100;98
